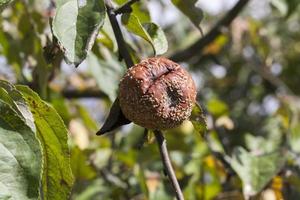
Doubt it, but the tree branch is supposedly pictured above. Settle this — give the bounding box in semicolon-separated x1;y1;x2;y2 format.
170;0;250;62
114;0;140;15
62;89;107;98
104;2;184;199
154;130;184;200
105;0;134;68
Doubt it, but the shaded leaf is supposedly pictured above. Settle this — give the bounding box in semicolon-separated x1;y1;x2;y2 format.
271;0;300;18
96;98;131;135
0;80;35;130
228;147;286;197
51;96;72;125
0;100;42;200
171;0;203;29
70;146;96;180
97;29;115;51
76;103;98;132
0;0;13;12
245;117;284;154
136;164;149;197
121;13;168;55
87;53;125;101
52;0;106;66
17;86;74;200
285;0;300;17
149;182;172;200
190;103;207;136
114;0;150;23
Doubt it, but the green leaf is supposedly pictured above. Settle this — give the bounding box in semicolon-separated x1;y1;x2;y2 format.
143;23;168;55
17;86;74;200
70;146;96;180
245;117;283;154
76;103;98;131
87;53;125;101
121;13;168;55
52;0;106;66
0;80;35;130
271;0;300;17
207;98;229;118
285;0;300;17
190;103;207;136
51;96;72;125
97;29;115;51
290;124;300;153
135;164;149;198
271;0;288;16
171;0;204;29
0;100;42;200
228;147;286;197
0;0;13;12
114;0;150;23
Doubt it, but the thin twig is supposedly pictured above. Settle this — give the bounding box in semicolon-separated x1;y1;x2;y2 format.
170;0;250;62
105;1;184;199
114;0;140;15
154;130;184;200
105;0;134;68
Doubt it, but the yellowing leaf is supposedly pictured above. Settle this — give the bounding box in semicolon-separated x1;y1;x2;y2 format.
203;35;228;55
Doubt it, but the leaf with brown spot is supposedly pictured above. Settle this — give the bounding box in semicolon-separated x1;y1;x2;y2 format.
16;86;74;200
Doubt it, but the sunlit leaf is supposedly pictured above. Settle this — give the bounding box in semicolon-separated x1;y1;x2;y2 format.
121;13;168;55
290;124;300;153
171;0;203;29
228;147;286;197
17;86;74;200
52;0;106;66
0;100;42;200
207;98;228;118
143;23;168;55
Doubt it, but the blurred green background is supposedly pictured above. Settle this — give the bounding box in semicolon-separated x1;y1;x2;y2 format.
1;0;300;199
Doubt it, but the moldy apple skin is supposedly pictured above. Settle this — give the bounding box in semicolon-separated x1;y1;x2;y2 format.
118;57;196;130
